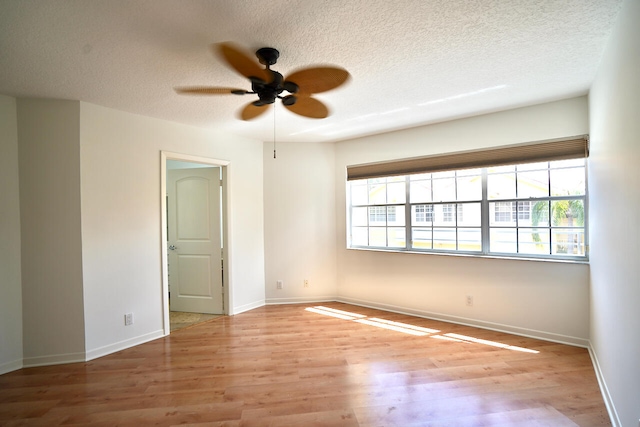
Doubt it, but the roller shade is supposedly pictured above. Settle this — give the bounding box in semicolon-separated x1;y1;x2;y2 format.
346;136;589;181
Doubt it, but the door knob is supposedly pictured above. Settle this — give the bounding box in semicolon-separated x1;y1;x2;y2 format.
169;245;178;250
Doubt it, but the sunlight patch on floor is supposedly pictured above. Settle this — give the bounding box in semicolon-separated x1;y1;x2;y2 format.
443;333;540;354
306;306;540;354
355;318;431;336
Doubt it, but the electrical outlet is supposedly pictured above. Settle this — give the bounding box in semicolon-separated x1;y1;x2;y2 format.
124;313;134;326
466;295;473;307
276;280;283;290
304;279;309;288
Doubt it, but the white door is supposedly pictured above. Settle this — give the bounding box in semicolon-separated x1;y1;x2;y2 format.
167;167;223;314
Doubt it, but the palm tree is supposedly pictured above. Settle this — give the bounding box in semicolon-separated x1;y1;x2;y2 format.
531;199;584;254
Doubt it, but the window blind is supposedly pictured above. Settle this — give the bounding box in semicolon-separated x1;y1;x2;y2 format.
346;136;588;181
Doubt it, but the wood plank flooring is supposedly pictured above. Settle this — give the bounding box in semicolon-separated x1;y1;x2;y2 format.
170;311;221;332
0;302;611;426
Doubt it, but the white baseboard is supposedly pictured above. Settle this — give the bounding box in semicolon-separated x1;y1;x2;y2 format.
336;296;590;348
588;342;621;427
230;299;265;315
266;296;336;306
85;330;165;362
22;351;86;368
0;358;23;375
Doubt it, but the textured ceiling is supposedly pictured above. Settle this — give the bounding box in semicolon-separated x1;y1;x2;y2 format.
0;0;622;143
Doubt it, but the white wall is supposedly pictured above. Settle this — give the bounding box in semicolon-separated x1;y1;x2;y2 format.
263;141;338;304
0;95;23;374
6;98;265;365
588;0;640;425
17;99;86;366
79;102;266;358
334;97;591;344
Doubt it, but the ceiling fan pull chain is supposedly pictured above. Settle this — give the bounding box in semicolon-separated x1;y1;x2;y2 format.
273;102;277;159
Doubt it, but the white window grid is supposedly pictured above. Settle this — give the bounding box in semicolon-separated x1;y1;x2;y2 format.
348;161;587;261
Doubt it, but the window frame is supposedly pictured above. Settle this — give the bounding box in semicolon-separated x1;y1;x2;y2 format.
347;158;588;262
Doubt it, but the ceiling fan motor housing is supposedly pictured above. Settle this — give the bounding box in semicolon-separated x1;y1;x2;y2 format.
253;70;292;105
252;47;299;105
256;47;279;66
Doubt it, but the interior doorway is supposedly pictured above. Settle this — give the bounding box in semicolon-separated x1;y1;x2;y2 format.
167;166;223;314
160;152;230;335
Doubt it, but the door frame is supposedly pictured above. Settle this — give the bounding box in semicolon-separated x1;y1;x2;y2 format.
160;151;231;335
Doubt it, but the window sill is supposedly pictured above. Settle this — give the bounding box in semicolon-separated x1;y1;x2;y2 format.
346;246;589;265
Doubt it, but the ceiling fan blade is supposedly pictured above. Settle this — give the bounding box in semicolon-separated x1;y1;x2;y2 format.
215;42;272;83
285;96;329;119
240;102;270;120
175;86;248;95
285;67;350;95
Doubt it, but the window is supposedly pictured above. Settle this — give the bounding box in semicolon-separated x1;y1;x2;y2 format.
492;201;531;223
518;201;531;220
348;149;588;261
494;202;514;222
442;204;455;222
350;177;406;248
414;204;433;223
369;206;386;223
487;159;586;257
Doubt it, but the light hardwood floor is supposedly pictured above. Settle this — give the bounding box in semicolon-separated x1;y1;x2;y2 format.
0;303;610;426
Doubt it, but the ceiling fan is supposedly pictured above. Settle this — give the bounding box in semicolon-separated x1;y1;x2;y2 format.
175;42;350;120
